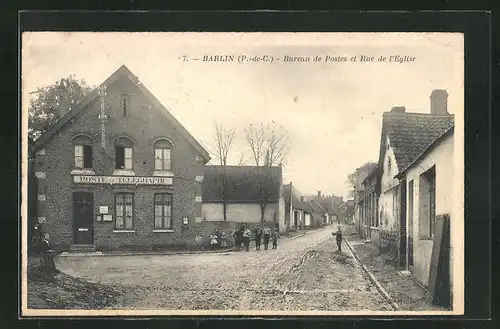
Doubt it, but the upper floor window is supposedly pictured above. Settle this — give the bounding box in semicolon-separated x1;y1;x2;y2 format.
387;157;392;173
119;94;130;117
154;139;173;171
115;136;134;170
73;135;93;169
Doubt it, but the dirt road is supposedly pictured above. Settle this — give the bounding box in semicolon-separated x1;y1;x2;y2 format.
55;227;392;311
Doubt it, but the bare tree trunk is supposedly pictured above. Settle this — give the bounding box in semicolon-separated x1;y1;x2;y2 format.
222;168;228;221
260;202;266;223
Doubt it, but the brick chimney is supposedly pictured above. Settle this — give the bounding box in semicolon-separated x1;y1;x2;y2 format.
430;89;449;115
390;106;406;113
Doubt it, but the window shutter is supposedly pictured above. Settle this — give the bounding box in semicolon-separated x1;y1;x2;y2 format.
83;145;93;169
115;146;125;169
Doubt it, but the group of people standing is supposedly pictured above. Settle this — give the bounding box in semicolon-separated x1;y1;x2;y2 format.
234;224;279;252
209;230;228;250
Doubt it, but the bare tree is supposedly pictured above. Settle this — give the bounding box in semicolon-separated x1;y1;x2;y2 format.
207;122;235;221
244;122;290;223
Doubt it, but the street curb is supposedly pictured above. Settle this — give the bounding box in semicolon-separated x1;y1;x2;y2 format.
344;237;400;311
58;248;234;257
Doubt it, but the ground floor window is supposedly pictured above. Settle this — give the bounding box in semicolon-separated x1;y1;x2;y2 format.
419;166;436;239
154;193;173;229
115;193;134;229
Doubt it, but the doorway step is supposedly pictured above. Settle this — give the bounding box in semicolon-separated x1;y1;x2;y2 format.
69;244;96;253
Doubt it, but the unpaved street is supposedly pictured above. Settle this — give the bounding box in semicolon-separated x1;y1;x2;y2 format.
55;227;393;311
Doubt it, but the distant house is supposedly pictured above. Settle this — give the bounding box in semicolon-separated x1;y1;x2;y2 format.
394;99;454;306
307;199;328;228
307;191;343;225
338;199;355;223
357;165;380;242
201;165;286;232
376;89;454;268
283;182;312;230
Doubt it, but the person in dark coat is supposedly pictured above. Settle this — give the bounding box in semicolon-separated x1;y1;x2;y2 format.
254;226;262;251
263;225;271;250
332;226;343;253
40;233;56;273
234;228;242;251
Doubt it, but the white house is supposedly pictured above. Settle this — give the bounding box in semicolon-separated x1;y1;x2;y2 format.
374;90;455;269
283;182;312;230
396;127;454;289
393;89;455;308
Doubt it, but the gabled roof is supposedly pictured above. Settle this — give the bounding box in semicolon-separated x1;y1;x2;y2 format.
308;199;327;215
361;165;379;184
395;125;454;178
203;165;282;203
283;183;311;213
378;111;454;173
32;65;210;162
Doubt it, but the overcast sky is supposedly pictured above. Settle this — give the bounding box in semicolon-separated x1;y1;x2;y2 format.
22;32;463;198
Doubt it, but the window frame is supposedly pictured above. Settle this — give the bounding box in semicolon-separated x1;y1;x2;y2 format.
418;166;436;240
73;135;93;170
153;139;174;171
114;137;134;170
428;169;436;238
154;193;173;230
115;193;134;230
119;94;130;117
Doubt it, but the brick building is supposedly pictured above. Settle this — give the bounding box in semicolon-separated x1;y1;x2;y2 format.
30;65;211;251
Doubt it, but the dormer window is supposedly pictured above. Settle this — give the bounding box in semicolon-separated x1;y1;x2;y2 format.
119;94;130;117
73;135;93;169
115;136;134;170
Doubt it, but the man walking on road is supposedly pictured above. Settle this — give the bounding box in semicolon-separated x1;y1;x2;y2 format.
263;225;271;250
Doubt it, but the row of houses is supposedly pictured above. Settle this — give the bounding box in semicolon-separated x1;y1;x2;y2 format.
27;65;342;253
353;89;455;308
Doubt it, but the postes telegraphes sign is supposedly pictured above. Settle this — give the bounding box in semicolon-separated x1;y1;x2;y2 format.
73;175;173;185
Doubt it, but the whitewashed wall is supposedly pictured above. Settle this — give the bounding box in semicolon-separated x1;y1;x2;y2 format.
379;135;402;231
202;203;279;223
405;133;454;286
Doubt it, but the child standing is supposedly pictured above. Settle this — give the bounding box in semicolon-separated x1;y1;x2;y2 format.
271;228;279;249
242;227;251;251
209;232;219;251
254;226;262;251
332;226;343;253
263;225;271;250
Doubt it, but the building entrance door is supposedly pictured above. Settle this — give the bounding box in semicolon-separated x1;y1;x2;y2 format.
72;192;94;245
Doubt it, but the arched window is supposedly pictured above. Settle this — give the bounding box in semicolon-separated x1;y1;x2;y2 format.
153;138;173;171
119;94;130;117
72;134;93;169
115;136;134;170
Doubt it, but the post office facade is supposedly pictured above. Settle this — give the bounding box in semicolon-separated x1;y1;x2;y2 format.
31;65;210;251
